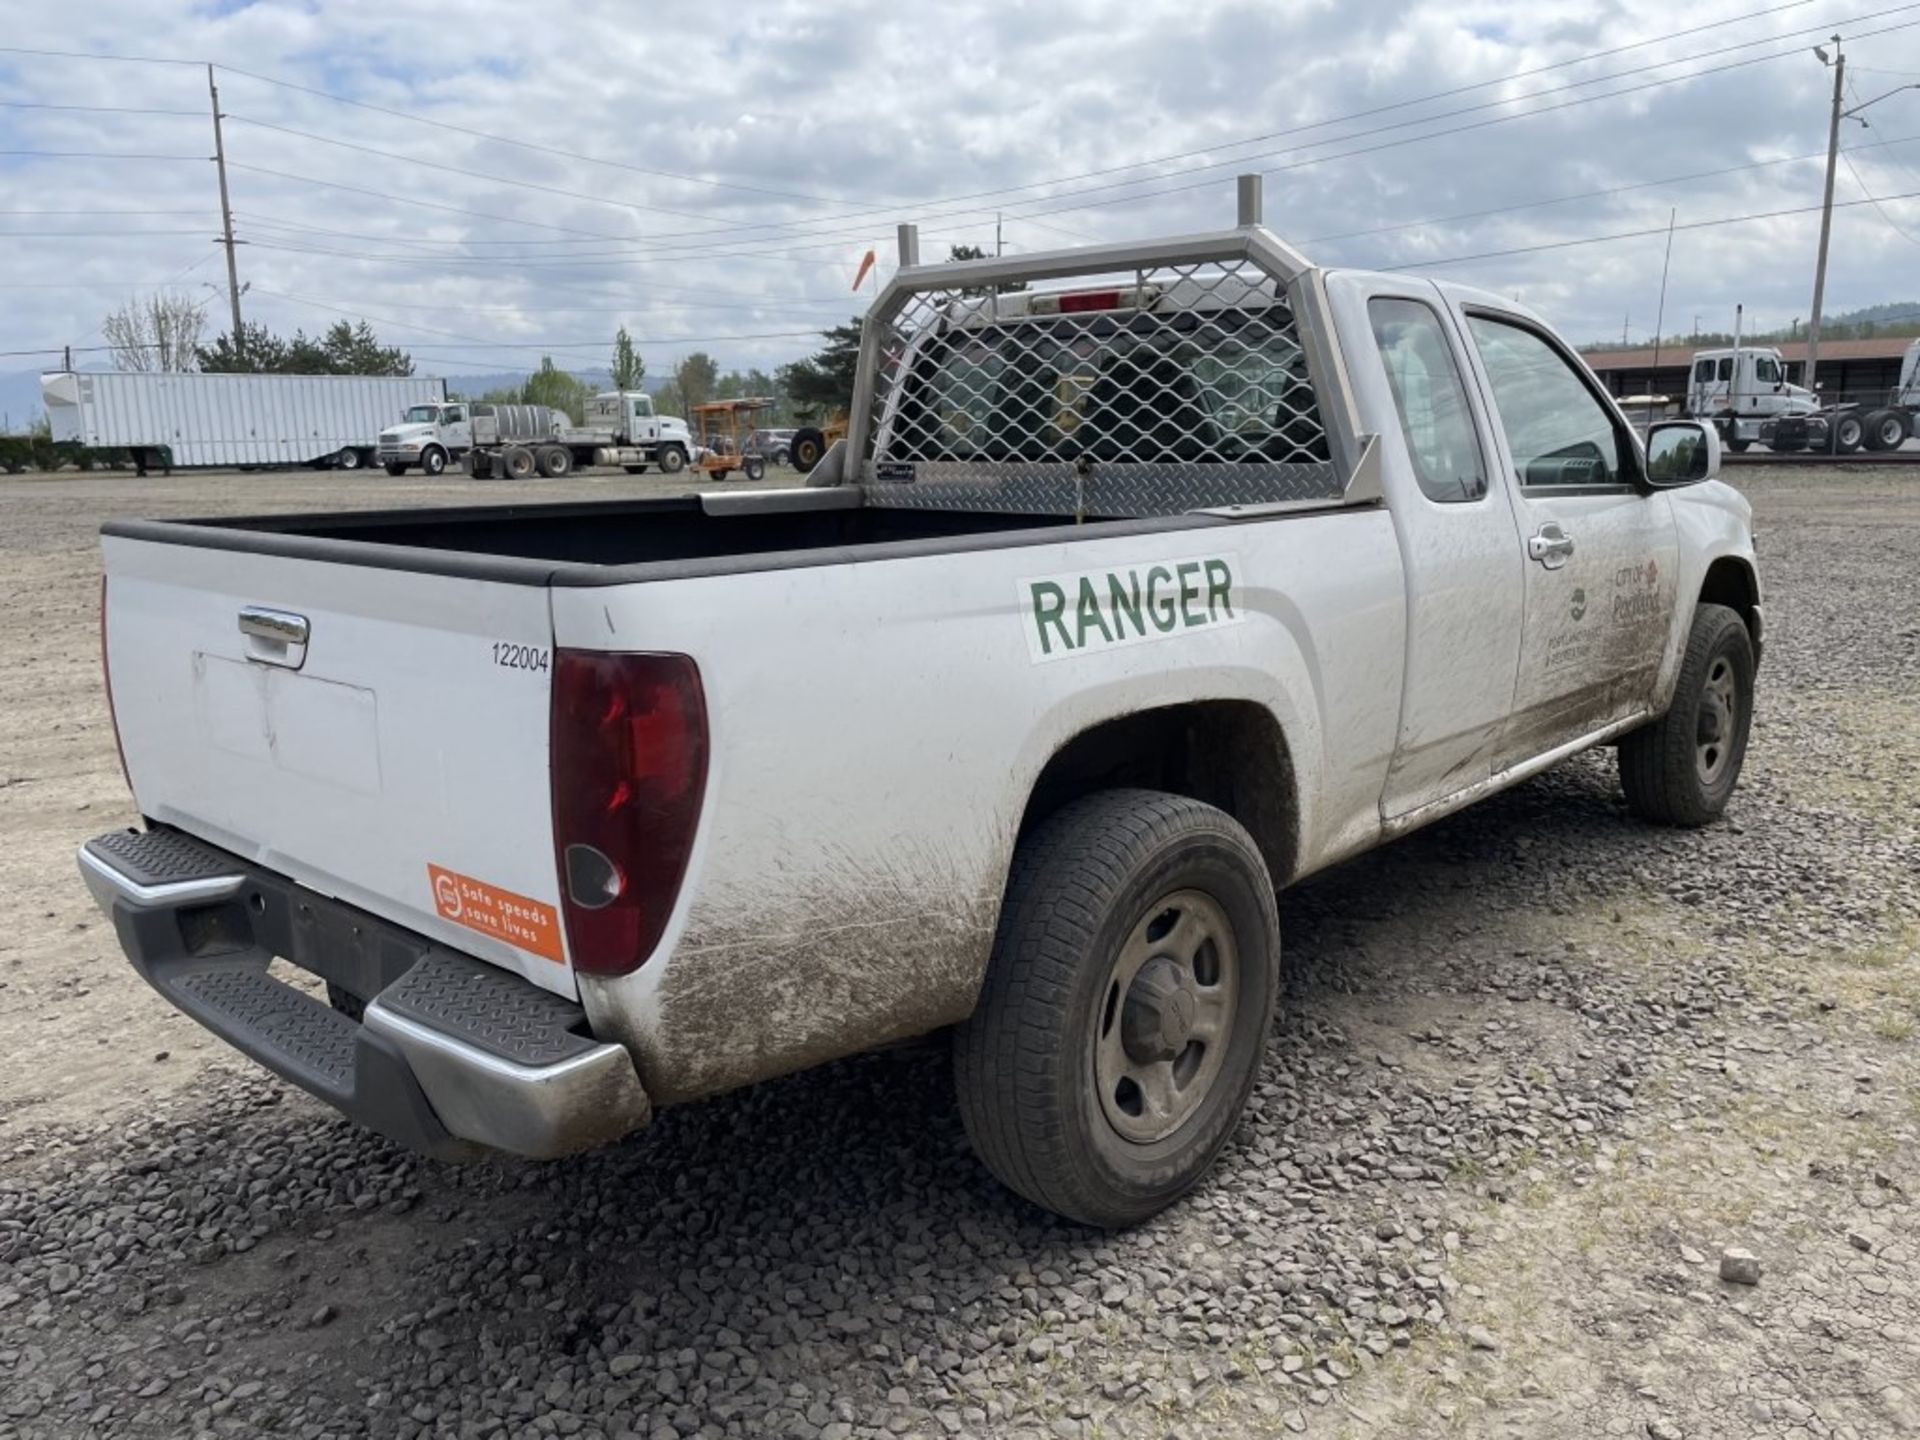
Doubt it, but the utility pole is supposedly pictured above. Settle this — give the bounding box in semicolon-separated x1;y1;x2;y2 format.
207;65;244;360
1808;36;1846;394
1650;208;1676;408
995;211;1003;258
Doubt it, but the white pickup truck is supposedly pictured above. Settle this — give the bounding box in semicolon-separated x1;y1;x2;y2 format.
81;180;1760;1227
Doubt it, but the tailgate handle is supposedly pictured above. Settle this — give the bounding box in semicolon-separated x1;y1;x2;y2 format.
238;606;309;669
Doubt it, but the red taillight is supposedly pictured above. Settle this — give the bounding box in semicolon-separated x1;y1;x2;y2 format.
100;575;132;795
550;650;708;976
1057;290;1122;313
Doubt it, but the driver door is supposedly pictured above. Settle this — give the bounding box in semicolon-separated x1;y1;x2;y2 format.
441;404;472;452
1459;311;1678;768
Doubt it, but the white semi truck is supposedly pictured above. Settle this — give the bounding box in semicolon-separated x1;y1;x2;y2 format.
377;391;694;479
40;370;446;473
1687;339;1920;453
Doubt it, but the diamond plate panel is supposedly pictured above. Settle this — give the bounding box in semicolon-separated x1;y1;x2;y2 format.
377;951;592;1068
866;460;1341;516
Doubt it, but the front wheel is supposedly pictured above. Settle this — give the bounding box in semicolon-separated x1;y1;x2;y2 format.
954;789;1279;1228
790;426;825;474
1618;602;1754;826
657;445;687;475
744;456;766;482
421;446;448;477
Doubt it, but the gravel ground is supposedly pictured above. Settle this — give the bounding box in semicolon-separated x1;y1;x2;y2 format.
1;465;1916;1440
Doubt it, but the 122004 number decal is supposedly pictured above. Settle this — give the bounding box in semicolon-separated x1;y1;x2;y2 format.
492;642;550;672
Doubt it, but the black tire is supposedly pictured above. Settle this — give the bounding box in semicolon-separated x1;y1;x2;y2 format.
1618;602;1754;827
383;462;408;477
954;789;1279;1228
503;446;537;481
1864;409;1907;452
790;427;825;474
1834;413;1865;454
325;983;365;1022
744;456;766;482
421;446;448;476
336;447;363;471
657;445;687;475
711;468;731;483
773;447;790;467
623;463;650;475
537;444;573;478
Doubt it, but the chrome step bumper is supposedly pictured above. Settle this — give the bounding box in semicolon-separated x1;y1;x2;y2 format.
79;828;650;1160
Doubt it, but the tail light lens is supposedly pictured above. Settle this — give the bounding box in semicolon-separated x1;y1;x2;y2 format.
100;576;132;795
550;650;708;976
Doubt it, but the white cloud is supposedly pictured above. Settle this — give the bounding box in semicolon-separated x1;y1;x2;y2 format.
4;0;1920;391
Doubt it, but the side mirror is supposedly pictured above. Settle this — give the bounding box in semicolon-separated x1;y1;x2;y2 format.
1644;420;1720;486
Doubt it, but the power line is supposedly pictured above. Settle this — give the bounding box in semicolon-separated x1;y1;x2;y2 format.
0;230;215;238
0;208;211;216
0;100;203;116
1388;184;1920;269
0;150;206;161
0;45;197;66
1840;144;1920;245
220;0;1824;234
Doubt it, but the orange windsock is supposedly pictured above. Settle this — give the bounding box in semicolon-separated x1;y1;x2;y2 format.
851;248;877;292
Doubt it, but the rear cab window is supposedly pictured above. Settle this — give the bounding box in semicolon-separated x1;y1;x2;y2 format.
887;302;1330;467
1368;298;1487;503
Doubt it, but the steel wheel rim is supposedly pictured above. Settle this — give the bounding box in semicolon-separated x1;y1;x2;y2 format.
1093;889;1239;1145
1696;654;1738;785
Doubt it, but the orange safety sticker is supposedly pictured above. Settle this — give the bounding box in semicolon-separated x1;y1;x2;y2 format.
426;864;565;964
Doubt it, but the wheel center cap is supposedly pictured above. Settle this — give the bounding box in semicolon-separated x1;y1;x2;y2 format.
1699;701;1725;744
1122;956;1197;1063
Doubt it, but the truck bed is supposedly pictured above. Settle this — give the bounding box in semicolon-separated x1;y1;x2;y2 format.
101;489;1318;586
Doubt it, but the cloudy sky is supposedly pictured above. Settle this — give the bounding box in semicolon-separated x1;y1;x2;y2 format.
6;0;1920;390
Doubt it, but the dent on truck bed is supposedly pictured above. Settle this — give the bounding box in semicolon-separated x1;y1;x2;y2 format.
633;845;1001;1104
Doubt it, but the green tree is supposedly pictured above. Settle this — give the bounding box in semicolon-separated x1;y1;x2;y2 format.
674;352;719;411
197;321;289;373
777;318;863;420
198;318;412;376
610;326;646;392
521;357;591;423
652;378;684;417
948;243;1024;296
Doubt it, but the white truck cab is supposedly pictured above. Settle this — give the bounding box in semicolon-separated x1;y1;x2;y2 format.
377;402;474;476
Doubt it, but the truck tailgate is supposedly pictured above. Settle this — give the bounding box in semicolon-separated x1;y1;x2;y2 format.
102;535;573;998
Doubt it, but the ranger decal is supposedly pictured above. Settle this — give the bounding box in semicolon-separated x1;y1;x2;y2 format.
1020;553;1245;662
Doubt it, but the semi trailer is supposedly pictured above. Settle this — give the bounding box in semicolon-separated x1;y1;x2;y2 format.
41;371;446;473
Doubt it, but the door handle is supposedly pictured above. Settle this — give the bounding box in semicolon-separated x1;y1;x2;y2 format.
1527;524;1575;570
238;606;309;669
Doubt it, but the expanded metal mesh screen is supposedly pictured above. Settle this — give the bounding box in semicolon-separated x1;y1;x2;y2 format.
860;256;1340;517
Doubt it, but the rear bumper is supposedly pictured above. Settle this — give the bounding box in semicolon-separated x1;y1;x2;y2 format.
79;828;651;1161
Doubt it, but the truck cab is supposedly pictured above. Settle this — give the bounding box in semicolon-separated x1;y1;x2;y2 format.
1686;346;1819;453
586;390;693;451
377;403;473;476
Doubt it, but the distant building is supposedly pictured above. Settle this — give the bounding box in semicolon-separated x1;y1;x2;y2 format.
1582;336;1914;406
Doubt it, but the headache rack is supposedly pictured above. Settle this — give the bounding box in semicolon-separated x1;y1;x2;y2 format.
837;175;1377;520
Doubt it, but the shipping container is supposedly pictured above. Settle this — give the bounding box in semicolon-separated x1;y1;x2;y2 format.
40;371;447;470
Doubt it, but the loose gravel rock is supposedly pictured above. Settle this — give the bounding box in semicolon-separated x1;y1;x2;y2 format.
0;466;1916;1440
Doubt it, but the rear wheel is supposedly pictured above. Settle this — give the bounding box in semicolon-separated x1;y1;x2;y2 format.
1864;409;1908;451
744;456;766;482
421;446;448;477
336;446;363;471
790;427;826;474
537;444;573;478
503;445;538;480
1834;413;1865;454
657;445;687;475
954;789;1279;1228
1618;602;1754;826
711;468;732;483
384;462;408;477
